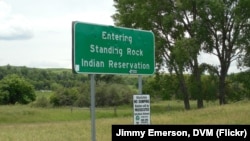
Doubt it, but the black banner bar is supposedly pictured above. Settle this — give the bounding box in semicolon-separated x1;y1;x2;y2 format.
112;124;249;141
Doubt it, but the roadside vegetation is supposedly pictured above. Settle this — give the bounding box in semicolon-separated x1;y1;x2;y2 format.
0;65;249;109
0;99;249;141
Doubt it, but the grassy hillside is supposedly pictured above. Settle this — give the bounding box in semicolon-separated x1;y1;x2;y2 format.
0;100;249;141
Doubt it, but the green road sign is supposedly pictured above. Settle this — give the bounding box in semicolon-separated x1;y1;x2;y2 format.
72;21;155;75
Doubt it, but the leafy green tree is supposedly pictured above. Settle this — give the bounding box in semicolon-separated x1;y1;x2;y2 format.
200;75;218;101
113;0;205;109
143;74;179;101
0;74;36;104
75;82;90;107
50;87;78;106
174;0;207;108
241;47;250;69
229;71;250;99
95;83;136;107
113;0;250;107
196;0;250;104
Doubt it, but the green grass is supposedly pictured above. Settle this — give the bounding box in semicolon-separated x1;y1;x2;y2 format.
0;100;249;141
0;105;133;124
151;100;250;124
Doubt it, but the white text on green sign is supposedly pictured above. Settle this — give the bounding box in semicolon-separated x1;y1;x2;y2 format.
72;21;155;75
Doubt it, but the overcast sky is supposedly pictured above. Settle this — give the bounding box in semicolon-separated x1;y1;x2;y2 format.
0;0;246;74
0;0;115;69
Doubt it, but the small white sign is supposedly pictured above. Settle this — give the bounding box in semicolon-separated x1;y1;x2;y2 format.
133;94;150;125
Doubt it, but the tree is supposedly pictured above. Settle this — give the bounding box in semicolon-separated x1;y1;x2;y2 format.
0;74;36;104
196;0;250;104
50;87;78;106
112;0;250;108
241;43;250;69
112;0;205;109
143;74;179;100
95;83;135;106
229;71;250;99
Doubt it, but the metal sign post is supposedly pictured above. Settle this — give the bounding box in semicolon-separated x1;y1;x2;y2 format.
138;75;142;94
90;74;96;141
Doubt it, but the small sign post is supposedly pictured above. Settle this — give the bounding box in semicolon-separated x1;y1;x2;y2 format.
133;94;150;124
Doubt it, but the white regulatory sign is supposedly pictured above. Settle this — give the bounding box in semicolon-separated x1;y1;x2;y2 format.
133;94;150;125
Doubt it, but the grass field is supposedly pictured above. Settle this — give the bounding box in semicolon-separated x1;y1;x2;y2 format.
0;100;249;141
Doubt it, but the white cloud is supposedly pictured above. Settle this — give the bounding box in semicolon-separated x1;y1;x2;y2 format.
0;0;116;69
0;1;34;40
0;0;11;17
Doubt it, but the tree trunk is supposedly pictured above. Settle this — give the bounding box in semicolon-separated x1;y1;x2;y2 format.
179;73;190;110
193;59;204;109
218;60;229;105
196;75;203;108
197;99;203;108
219;75;227;105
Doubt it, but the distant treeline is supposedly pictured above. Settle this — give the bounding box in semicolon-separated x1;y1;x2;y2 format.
0;65;138;90
0;65;249;107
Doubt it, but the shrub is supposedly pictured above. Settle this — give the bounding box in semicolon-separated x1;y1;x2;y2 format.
30;96;50;108
0;74;36;104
